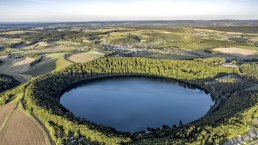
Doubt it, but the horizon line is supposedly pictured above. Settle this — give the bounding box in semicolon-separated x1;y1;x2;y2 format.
1;19;258;24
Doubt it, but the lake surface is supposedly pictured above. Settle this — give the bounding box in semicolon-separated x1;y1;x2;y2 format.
60;76;213;133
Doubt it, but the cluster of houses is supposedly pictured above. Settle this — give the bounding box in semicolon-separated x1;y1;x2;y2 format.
103;42;179;57
66;135;91;145
103;44;144;56
224;128;258;145
204;75;239;85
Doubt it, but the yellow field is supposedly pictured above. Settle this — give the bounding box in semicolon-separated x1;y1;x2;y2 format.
68;51;105;63
0;103;49;145
213;47;257;56
56;56;73;70
194;29;243;35
68;50;105;63
2;31;36;35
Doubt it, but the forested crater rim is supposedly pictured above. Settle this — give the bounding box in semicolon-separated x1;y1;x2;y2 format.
24;57;241;144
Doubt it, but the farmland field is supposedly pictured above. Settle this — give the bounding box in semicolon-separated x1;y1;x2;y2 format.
68;50;106;63
0;57;34;83
27;53;73;76
8;57;35;73
213;47;258;56
0;103;50;145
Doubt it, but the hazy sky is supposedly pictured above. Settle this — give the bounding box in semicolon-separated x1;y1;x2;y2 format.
0;0;258;22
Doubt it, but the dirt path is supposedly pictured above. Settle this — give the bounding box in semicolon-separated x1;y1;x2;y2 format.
0;103;50;145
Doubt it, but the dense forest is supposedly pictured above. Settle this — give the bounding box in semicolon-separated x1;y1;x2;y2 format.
0;28;132;45
240;63;258;81
0;74;20;93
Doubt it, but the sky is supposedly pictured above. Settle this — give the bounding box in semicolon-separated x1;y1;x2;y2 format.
0;0;258;22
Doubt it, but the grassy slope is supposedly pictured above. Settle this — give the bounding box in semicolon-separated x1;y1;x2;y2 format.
26;53;73;76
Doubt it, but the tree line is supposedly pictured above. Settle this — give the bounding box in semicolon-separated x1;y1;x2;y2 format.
0;74;20;94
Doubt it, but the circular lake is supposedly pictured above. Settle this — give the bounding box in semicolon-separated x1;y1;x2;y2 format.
60;76;214;133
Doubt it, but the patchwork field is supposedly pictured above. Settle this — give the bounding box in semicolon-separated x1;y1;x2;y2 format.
213;47;258;56
27;53;73;76
9;73;32;84
0;56;35;83
8;57;35;73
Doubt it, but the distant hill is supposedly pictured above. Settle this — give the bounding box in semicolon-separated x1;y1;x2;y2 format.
1;20;258;29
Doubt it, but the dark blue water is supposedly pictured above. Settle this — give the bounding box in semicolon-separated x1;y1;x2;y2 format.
60;76;213;133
